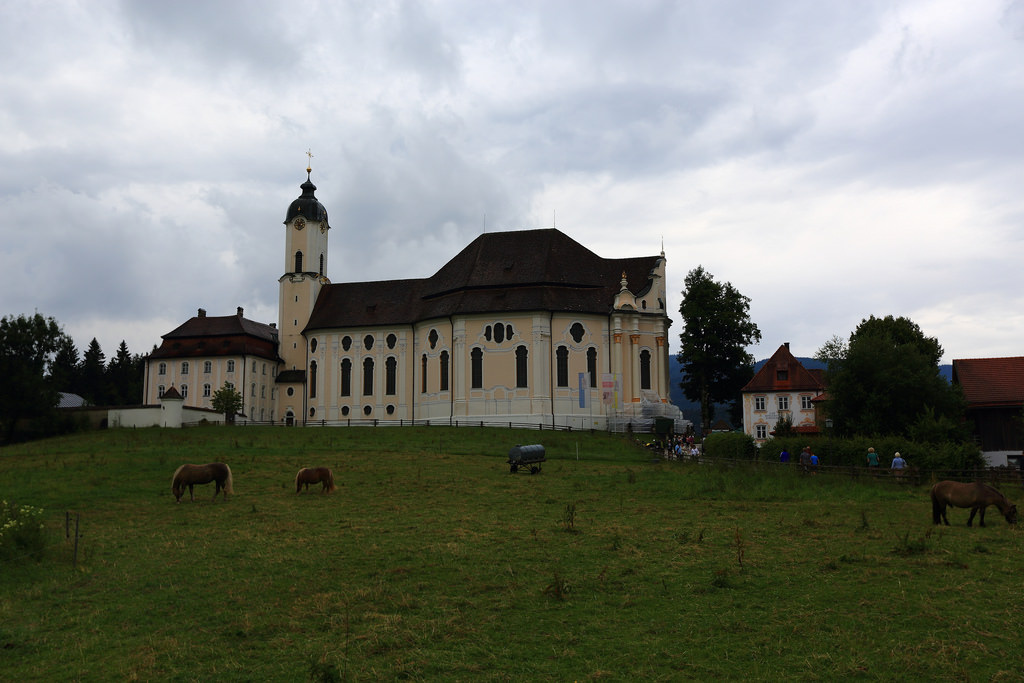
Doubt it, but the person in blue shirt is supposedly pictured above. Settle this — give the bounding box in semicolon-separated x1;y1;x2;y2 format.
780;448;790;464
866;447;879;467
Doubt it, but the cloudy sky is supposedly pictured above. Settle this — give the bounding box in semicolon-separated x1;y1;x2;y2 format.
2;0;1022;367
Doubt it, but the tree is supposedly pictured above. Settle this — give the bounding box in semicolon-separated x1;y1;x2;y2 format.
79;338;108;405
0;313;69;442
677;266;762;436
824;315;964;438
106;341;144;405
212;383;243;424
49;335;81;395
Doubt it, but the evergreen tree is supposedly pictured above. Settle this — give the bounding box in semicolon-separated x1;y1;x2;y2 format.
80;338;107;405
49;335;81;396
106;341;143;405
676;266;761;436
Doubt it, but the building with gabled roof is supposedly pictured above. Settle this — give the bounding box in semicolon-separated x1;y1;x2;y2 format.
741;342;826;443
145;168;687;430
952;356;1024;465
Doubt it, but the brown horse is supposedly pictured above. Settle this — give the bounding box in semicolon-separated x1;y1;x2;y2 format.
171;463;233;503
931;480;1017;527
295;467;336;494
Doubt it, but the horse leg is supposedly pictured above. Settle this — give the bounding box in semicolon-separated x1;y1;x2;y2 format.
188;484;195;502
967;507;978;527
978;506;987;527
213;481;222;501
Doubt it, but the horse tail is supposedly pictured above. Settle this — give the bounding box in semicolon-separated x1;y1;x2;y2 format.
222;464;234;494
326;468;336;493
171;464;186;497
931;484;944;524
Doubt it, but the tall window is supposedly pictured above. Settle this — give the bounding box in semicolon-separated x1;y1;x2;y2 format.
227;360;235;373
471;348;483;389
309;361;317;398
801;395;813;410
440;351;449;391
640;350;651;390
203;383;211;397
181;361;189;375
587;348;597;387
778;396;790;411
515;346;528;388
340;359;351;397
421;354;428;393
180;384;188;398
363;357;374;396
204;361;212;373
294;251;303;272
756;424;768;440
158;362;166;375
251;382;257;398
754;396;766;411
319;253;324;276
158;385;165;397
556;346;569;387
385;357;396;395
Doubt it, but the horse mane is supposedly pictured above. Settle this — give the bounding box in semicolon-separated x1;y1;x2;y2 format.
171;464;188;487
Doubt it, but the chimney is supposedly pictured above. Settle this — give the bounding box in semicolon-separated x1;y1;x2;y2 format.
784;342;790;349
198;308;206;318
237;307;244;318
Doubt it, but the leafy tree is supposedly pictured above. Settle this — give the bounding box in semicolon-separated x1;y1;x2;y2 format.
814;334;847;366
825;315;964;438
677;266;761;436
0;314;68;443
211;383;243;424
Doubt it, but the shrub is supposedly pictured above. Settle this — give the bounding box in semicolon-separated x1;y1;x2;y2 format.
0;500;46;562
702;432;758;460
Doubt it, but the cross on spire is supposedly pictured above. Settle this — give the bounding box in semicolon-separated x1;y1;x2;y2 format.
305;148;314;175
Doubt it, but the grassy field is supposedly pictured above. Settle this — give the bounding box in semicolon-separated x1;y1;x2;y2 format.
1;426;1022;681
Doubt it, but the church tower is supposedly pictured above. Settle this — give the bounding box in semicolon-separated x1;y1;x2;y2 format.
278;161;330;374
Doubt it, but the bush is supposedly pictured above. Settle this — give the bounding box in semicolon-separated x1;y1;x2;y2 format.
762;435;983;471
0;500;46;562
703;431;759;460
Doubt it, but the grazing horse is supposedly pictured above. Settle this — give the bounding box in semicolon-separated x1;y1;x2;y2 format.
171;463;233;503
295;467;336;494
931;480;1018;527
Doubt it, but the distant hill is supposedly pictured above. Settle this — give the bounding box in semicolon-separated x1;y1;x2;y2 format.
667;356;953;430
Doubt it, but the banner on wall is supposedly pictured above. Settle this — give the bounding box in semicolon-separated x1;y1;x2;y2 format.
600;373;622;410
578;372;590;408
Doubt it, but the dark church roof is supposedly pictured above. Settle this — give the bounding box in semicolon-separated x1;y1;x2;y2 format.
150;308;280;361
305;228;662;332
284;173;329;225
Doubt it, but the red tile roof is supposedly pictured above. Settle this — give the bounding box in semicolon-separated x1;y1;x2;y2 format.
742;344;825;394
953;356;1024;407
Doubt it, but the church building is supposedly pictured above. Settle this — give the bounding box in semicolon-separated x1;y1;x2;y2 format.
144;168;684;430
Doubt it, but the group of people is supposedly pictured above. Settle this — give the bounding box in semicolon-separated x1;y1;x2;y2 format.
670;434;700;460
778;445;908;475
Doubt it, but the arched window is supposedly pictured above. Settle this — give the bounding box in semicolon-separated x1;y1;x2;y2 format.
180;384;188;398
158;385;165;397
587;348;598;387
294;251;303;272
203;361;212;374
515;346;528;388
181;361;189;375
471;348;483;389
363;357;374;396
340;359;351;397
158;362;166;375
251;382;257;398
640;350;651;390
440;351;449;391
227;360;235;373
421;354;428;393
203;384;211;397
319;253;324;276
385;357;396;395
556;346;569;387
309;360;317;398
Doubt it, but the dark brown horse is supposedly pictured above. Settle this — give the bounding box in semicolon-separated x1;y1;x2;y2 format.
931;480;1017;527
295;467;336;494
172;463;233;503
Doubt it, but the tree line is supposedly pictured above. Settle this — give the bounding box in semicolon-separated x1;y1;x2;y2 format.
676;267;968;445
1;313;145;444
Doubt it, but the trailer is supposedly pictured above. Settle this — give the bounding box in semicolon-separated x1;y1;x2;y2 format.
507;444;546;474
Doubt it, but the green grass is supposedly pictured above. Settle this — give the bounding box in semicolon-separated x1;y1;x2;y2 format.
2;426;1023;681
